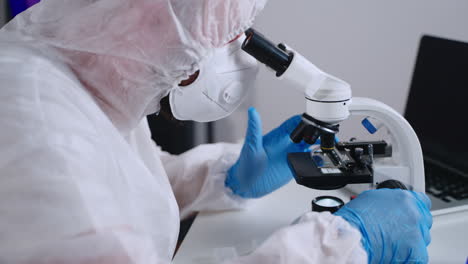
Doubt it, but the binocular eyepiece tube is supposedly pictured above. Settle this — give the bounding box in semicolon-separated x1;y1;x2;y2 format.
242;28;293;77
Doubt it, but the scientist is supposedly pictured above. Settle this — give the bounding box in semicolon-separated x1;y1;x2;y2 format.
0;0;431;263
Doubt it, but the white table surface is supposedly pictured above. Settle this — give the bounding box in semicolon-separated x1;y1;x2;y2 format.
173;182;468;264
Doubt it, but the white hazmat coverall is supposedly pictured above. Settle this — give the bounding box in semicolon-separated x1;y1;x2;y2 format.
0;0;367;263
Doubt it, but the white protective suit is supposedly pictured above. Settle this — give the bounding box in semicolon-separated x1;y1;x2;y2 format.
0;0;367;263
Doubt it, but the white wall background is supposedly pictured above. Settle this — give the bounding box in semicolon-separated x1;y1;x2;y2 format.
215;0;468;142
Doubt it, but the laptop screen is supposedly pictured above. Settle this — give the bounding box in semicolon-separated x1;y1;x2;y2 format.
9;0;40;17
405;35;468;171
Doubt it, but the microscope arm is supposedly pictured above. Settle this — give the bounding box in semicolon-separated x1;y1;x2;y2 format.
348;97;425;192
241;29;425;192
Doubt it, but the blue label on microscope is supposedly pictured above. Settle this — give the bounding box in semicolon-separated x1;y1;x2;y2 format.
362;118;378;134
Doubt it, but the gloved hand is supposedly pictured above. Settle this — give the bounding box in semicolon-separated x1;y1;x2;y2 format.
335;189;433;264
225;107;309;198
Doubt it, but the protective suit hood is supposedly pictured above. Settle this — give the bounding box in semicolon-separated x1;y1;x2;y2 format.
1;0;267;133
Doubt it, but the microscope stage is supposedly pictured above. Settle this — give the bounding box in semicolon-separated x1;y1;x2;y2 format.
287;152;373;190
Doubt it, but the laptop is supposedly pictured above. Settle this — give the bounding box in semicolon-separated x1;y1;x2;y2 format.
405;35;468;211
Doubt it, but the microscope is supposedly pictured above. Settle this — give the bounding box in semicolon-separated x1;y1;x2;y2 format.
242;29;425;195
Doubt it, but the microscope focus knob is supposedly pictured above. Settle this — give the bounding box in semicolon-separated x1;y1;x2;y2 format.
377;180;408;190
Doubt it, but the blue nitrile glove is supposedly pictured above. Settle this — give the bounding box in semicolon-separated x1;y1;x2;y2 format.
225;107;310;198
335;189;433;264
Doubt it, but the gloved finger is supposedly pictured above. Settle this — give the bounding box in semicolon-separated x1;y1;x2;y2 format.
406;239;429;263
411;192;433;228
244;107;263;150
412;192;432;210
420;205;433;230
279;115;303;135
286;140;310;153
420;224;432;246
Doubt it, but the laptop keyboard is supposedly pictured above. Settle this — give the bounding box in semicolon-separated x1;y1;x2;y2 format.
425;162;468;202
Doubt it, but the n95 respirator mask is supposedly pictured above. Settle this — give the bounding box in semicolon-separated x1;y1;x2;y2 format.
169;35;259;122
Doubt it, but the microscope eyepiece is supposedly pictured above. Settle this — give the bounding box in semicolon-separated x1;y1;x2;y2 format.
242;28;293;77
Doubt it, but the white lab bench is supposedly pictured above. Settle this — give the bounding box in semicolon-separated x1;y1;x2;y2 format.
173;182;468;264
